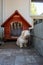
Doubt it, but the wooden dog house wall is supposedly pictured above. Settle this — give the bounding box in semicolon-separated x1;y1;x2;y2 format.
1;10;31;40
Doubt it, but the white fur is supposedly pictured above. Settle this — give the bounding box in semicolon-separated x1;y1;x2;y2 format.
16;30;30;48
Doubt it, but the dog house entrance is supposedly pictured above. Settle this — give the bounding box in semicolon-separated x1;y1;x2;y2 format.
10;22;22;37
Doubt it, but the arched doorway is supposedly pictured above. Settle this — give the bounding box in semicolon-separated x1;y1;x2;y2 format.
10;21;22;37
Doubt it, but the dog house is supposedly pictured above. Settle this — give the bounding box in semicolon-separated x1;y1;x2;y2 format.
1;10;31;40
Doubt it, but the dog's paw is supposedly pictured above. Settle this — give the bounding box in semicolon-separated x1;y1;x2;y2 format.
20;46;23;48
19;43;23;48
20;45;23;48
24;44;27;47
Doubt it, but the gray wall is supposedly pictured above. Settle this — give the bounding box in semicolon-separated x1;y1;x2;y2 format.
31;22;43;56
3;0;32;25
0;0;3;39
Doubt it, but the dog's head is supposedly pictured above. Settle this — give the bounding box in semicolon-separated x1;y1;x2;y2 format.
21;30;30;40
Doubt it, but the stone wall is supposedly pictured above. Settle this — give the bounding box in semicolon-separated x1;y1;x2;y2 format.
31;22;43;56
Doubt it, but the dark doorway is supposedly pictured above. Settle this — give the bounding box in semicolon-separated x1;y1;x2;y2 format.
10;22;22;37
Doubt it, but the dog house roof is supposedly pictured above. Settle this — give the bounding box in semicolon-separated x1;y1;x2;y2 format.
1;10;32;27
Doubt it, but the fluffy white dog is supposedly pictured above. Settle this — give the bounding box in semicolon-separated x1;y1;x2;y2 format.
16;30;30;48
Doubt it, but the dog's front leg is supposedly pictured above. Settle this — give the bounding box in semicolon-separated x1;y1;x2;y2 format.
20;43;23;48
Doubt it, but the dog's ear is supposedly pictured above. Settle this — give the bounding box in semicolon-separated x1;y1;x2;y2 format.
21;31;25;37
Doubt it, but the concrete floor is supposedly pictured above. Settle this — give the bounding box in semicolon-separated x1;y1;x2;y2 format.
0;42;43;65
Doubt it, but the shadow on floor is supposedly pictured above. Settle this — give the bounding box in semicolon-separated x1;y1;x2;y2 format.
0;40;32;49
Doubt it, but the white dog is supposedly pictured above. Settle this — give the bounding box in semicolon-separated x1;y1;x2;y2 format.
16;30;30;48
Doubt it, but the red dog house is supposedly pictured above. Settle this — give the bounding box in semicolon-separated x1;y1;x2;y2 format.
1;10;32;40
